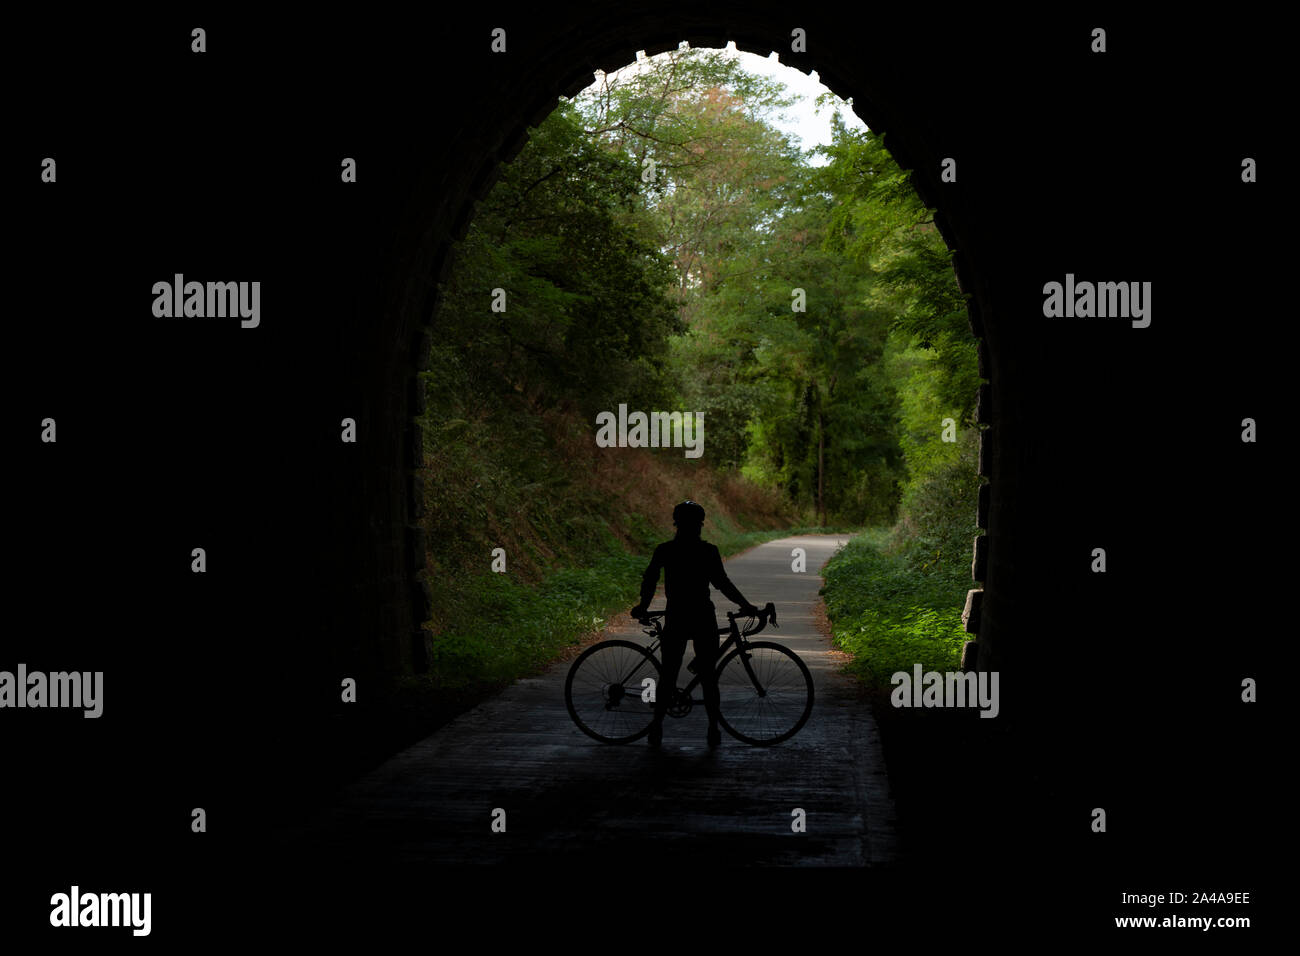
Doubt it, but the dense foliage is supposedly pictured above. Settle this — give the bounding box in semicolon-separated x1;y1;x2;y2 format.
566;49;979;533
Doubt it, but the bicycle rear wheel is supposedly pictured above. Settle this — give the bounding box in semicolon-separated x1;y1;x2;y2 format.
715;641;814;746
565;640;661;744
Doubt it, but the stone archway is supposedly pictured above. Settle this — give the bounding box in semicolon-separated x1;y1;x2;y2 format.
361;15;1008;689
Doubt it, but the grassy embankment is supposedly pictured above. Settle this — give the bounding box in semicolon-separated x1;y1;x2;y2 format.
820;527;968;686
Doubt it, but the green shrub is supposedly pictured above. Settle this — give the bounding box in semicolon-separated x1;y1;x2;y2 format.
821;531;966;688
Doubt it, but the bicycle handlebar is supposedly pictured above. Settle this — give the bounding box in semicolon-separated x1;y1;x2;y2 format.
634;601;777;633
728;601;777;635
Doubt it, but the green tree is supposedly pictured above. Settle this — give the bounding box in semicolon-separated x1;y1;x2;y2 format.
431;100;681;422
814;115;978;419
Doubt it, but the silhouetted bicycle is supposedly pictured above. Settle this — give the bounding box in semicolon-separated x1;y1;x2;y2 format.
564;602;813;746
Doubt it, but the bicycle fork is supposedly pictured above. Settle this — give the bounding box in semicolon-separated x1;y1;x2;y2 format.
732;642;768;697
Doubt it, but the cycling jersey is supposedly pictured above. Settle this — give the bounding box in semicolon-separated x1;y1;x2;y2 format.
637;537;750;612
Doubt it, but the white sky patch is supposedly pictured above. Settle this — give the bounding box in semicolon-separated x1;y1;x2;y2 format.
580;41;868;166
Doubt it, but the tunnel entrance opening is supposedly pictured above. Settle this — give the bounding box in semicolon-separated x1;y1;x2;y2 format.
404;38;992;691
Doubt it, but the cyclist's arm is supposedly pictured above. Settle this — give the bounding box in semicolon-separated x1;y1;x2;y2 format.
635;544;667;611
708;545;755;610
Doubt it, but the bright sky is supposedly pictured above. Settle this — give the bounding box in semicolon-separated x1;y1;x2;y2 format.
583;41;868;166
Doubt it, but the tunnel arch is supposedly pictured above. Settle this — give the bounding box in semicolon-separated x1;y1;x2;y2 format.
7;8;1266;911
360;15;1012;692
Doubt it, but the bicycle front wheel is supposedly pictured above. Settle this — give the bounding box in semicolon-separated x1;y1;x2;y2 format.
715;641;814;746
565;640;661;744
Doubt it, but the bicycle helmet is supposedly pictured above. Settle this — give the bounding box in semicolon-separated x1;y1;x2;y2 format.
672;500;706;525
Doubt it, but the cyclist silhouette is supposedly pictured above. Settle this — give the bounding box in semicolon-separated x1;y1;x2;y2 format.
630;500;758;748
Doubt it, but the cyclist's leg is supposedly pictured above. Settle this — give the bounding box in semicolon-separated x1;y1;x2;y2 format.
692;614;722;732
654;635;685;727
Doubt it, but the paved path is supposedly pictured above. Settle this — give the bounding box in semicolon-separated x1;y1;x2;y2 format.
280;535;898;866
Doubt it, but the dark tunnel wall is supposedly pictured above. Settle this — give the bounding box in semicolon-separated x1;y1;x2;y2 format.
8;4;1277;931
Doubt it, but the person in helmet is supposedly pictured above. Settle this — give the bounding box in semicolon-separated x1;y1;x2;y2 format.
630;500;759;748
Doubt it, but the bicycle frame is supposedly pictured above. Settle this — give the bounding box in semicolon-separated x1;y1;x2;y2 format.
564;598;809;746
631;603;777;703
